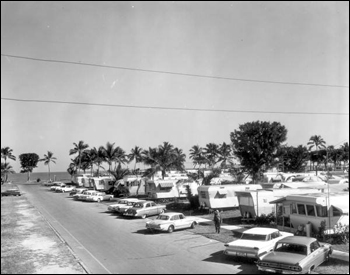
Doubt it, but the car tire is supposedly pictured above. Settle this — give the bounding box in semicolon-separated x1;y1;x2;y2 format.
141;214;147;219
191;222;196;229
168;225;174;233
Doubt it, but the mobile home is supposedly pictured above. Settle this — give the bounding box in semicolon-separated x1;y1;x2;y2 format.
236;187;325;220
270;192;349;234
89;176;115;191
197;184;263;210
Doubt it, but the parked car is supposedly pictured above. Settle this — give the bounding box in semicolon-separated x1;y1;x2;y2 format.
1;189;21;196
146;212;197;233
257;236;332;274
117;200;147;214
73;190;97;201
223;227;293;259
69;187;88;197
84;192;114;202
107;198;139;212
56;185;76;193
124;201;166;219
49;182;66;191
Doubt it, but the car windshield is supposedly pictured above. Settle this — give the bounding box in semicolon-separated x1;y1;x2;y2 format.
240;233;267;241
133;203;143;208
157;215;170;220
274;243;308;255
127;202;134;206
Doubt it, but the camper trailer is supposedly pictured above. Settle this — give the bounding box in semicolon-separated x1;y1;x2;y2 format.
270;192;349;234
89;176;115;191
73;173;92;187
147;178;199;202
236;187;325;221
197;184;263;210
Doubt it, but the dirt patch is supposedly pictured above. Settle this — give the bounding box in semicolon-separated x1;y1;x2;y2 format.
1;184;86;274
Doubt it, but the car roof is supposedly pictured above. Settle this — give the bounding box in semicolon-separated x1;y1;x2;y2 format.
160;212;183;216
243;227;279;235
278;236;317;245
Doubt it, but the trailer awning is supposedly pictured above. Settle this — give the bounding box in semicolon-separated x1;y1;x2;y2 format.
159;182;174;188
217;189;228;195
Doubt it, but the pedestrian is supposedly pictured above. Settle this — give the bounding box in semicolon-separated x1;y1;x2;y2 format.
213;209;222;233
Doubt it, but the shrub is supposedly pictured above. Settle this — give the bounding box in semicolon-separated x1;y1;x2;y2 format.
36;178;41;182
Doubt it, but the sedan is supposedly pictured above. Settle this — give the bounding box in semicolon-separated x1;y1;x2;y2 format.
49;182;66;191
57;185;76;193
84;192;114;202
146;212;197;233
124;201;166;219
107;198;139;212
223;227;293;259
1;189;21;196
257;236;332;274
117;200;147;214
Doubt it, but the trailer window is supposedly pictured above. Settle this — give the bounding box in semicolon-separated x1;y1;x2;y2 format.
306;205;316;216
297;204;306;215
316;205;327;217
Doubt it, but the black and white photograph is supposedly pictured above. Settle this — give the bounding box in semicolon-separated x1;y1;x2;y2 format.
1;1;349;274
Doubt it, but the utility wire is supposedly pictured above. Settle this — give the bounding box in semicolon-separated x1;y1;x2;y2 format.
1;97;349;116
1;53;348;88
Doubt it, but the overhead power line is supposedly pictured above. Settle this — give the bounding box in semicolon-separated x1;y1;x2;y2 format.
1;53;348;88
1;97;349;116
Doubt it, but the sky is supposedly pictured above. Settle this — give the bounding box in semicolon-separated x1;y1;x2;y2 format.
1;1;349;173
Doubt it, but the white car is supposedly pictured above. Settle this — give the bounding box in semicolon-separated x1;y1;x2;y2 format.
49;182;65;191
107;198;139;212
73;190;96;201
146;212;197;233
84;192;114;202
223;227;293;259
117;200;147;214
57;185;76;193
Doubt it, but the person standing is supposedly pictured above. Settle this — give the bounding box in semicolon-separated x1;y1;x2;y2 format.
213;209;222;233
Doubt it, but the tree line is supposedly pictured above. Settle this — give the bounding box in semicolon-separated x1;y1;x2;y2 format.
1;121;349;183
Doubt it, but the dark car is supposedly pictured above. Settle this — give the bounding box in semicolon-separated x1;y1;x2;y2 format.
257;236;332;274
1;189;21;196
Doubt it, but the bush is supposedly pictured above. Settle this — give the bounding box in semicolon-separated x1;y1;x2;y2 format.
36;178;41;182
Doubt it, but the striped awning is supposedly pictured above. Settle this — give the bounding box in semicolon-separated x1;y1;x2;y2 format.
217;189;228;195
159;182;174;188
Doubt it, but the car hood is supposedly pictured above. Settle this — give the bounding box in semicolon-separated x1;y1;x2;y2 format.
260;252;305;265
227;239;268;249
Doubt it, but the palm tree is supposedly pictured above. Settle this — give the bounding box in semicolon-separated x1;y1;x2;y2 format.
113;147;128;171
217;142;233;169
307;135;326;175
172;148;186;171
189;145;204;169
204;143;220;169
39;151;57;181
67;162;77;181
128;146;143;172
91;146;106;176
69;141;89;173
141;142;179;179
1;162;15;183
340;142;349;169
1;147;16;165
103;142;117;172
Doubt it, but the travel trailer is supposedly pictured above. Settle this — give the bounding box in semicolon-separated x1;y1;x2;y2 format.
73;173;92;187
236;187;325;220
269;192;349;234
147;178;199;202
197;184;263;210
89;176;115;191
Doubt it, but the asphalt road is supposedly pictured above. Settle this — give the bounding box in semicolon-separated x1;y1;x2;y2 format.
19;183;259;274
